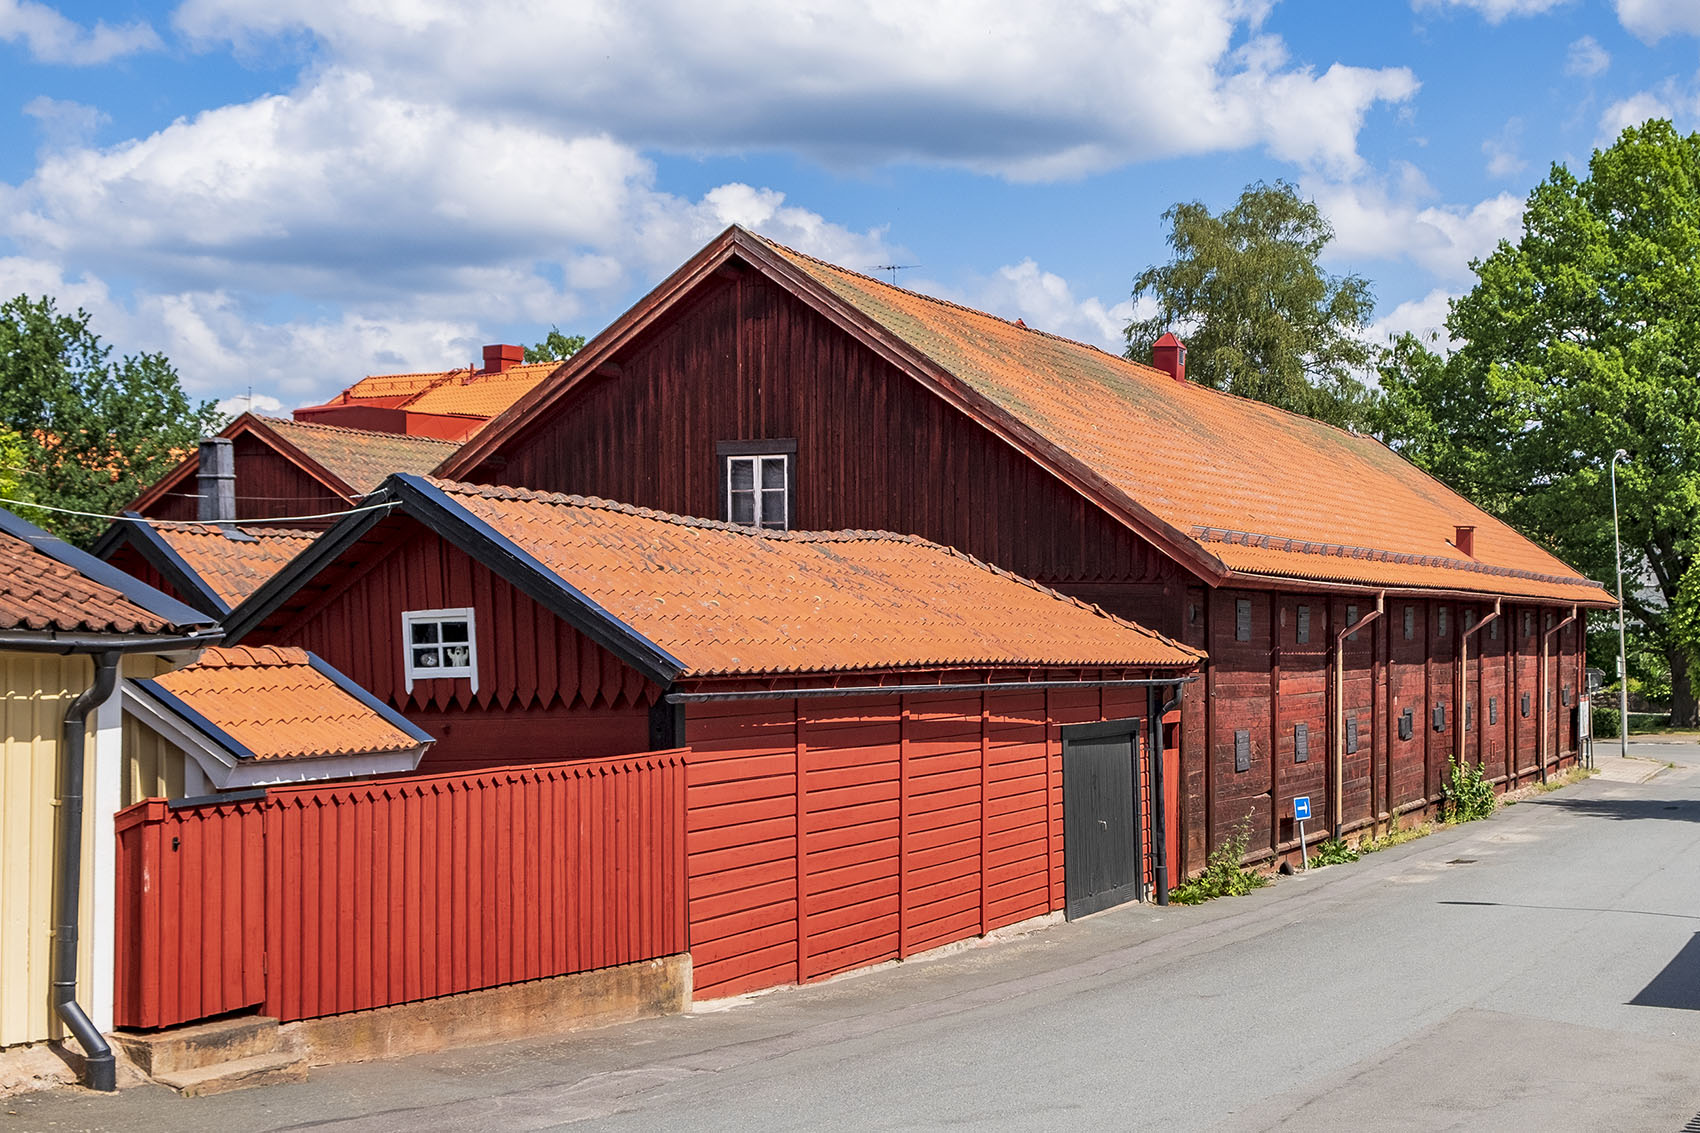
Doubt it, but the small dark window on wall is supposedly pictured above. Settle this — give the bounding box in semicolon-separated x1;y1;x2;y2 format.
1294;722;1309;762
1489;696;1499;725
1189;602;1199;626
1464;703;1473;733
1346;604;1359;641
1545;612;1554;630
1464;609;1476;632
1490;617;1499;640
1399;708;1414;741
1521;692;1532;718
1235;599;1252;642
1561;685;1572;707
1524;611;1534;638
1438;607;1449;636
1403;605;1415;640
1234;729;1251;772
1433;701;1447;732
718;439;797;530
1296;605;1311;644
1346;712;1360;754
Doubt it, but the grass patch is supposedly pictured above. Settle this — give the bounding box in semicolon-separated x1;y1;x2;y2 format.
1513;764;1598;798
1309;837;1360;867
1171;818;1268;905
1359;820;1433;853
1440;756;1497;824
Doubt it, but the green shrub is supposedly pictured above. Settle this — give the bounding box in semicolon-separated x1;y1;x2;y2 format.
1310;837;1359;866
1171;817;1268;905
1441;756;1496;823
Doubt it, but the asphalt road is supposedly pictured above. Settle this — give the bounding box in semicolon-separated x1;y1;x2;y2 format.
12;738;1700;1132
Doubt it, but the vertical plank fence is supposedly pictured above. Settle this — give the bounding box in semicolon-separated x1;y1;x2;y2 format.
114;751;687;1031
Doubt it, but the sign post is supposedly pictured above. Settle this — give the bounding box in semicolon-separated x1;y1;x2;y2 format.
1293;795;1311;871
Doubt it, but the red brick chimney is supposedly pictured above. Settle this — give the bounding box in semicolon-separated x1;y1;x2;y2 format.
1151;332;1187;382
481;343;524;374
1454;525;1475;558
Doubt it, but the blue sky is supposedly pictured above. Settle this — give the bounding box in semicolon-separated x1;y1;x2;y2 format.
3;0;1699;414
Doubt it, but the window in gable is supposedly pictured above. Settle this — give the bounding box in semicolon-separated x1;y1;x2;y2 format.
1346;604;1359;642
1403;606;1415;640
718;439;797;531
1296;605;1311;644
403;607;477;692
1437;607;1449;637
1235;599;1252;642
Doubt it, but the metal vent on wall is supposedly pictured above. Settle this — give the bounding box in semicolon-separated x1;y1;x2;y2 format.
1521;692;1531;718
1489;696;1498;725
1235;599;1252;642
1403;606;1415;640
1234;729;1251;772
1433;702;1447;732
1346;712;1359;754
1399;708;1413;741
1294;722;1309;763
1346;604;1359;641
1296;606;1310;644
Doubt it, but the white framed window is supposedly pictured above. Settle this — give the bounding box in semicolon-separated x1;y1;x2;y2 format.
718;439;796;531
402;607;478;692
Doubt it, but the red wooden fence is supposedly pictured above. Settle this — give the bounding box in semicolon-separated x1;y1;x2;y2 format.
114;751;687;1031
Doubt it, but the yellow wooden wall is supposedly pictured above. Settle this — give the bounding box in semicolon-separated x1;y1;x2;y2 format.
0;652;186;1048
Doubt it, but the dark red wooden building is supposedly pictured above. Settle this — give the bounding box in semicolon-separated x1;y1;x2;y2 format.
223;474;1200;996
437;225;1615;875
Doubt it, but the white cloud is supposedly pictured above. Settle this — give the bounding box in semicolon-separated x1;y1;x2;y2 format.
1413;0;1570;23
1367;288;1457;352
1482;118;1526;180
1615;0;1700;42
1311;178;1524;282
927;259;1144;352
1597;88;1683;146
0;0;159;64
22;95;106;151
216;392;284;416
171;0;1416;180
1564;35;1610;77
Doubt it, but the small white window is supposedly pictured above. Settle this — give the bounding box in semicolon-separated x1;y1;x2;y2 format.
725;453;790;530
402;607;477;692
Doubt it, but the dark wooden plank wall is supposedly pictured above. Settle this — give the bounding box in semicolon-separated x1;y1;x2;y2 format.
474;271;1185;602
1178;587;1585;876
142;431;346;525
260;527;656;770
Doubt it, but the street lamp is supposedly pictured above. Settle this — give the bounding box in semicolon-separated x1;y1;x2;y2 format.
1610;448;1630;758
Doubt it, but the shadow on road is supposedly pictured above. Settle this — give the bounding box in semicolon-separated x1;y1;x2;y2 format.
1438;900;1700;922
1529;796;1700;823
1632;933;1700;1011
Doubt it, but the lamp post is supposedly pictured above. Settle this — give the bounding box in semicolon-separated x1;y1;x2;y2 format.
1610;448;1630;758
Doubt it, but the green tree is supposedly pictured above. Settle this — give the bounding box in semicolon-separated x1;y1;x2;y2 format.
1125;180;1378;429
0;295;222;547
1376;120;1700;724
524;326;586;363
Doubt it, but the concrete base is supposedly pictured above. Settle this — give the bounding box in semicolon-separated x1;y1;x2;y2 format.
287;954;691;1066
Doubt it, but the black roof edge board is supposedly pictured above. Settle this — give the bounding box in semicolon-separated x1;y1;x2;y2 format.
220;495;397;643
91;512;229;618
0;506;218;630
130;675;261;762
390;475;687;687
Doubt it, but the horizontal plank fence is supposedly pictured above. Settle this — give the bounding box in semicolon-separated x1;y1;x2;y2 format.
114;751;687;1031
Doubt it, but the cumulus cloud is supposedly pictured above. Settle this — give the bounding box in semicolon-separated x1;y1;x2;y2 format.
1311;177;1523;282
171;0;1416;180
924;259;1147;353
1615;0;1700;42
1367;288;1457;352
1597;89;1683;146
1482;119;1526;180
0;0;159;64
22;95;105;151
1564;35;1610;77
1412;0;1570;22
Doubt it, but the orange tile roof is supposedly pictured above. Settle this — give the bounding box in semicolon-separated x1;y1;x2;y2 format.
260;417;458;495
0;528;181;634
400;362;558;418
154;525;317;609
760;236;1609;606
433;479;1201;678
151;646;423;761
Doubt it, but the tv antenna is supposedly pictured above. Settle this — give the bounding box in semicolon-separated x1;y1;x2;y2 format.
873;264;918;285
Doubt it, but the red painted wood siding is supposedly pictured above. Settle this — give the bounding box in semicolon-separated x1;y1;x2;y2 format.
473;272;1184;597
682;687;1171;1000
258;522;656;769
140;431;346;524
112;752;686;1030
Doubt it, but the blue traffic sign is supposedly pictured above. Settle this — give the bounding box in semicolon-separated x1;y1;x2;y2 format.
1293;795;1312;822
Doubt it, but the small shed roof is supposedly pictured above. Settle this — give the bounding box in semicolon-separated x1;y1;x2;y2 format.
228;475;1202;685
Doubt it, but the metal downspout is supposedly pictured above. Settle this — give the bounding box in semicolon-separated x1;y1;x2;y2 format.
1332;594;1384;840
1539;606;1579;785
55;651;121;1091
1148;682;1184;906
1457;600;1503;768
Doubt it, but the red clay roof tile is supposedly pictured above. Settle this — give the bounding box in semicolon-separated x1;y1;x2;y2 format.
761;237;1608;606
0;528;177;634
152;646;423;761
258;417;458;495
154;525;317;609
433;478;1201;678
